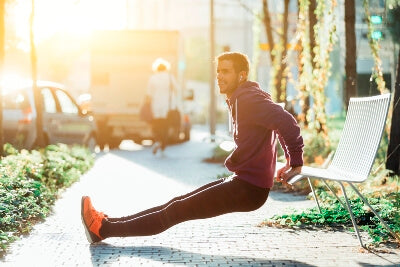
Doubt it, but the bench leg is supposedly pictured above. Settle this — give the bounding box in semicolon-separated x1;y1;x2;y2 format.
322;180;347;210
307;177;321;213
348;183;400;243
309;178;347;214
339;182;364;247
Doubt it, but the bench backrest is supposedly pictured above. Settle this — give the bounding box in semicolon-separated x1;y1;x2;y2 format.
327;93;391;182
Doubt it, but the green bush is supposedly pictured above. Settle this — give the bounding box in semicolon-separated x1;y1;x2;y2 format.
0;144;94;254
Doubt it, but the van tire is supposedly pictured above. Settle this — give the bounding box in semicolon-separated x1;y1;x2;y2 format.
108;138;121;149
85;134;97;152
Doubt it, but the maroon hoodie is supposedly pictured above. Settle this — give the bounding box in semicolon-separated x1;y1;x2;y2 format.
225;81;304;188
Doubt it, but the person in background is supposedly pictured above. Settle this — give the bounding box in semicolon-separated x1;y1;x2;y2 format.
81;52;304;243
146;58;178;156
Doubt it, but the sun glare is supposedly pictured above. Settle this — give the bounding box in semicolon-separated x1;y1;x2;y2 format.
12;0;127;45
1;73;30;95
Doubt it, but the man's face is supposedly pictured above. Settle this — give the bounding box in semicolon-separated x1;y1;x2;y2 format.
217;59;240;96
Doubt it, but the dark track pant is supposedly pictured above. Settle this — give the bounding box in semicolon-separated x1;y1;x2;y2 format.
99;176;270;238
152;118;169;150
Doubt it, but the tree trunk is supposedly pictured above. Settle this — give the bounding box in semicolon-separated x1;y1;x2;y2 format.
386;48;400;175
30;0;44;147
275;0;290;103
262;0;275;63
0;0;5;155
344;0;357;109
301;0;316;126
309;0;317;69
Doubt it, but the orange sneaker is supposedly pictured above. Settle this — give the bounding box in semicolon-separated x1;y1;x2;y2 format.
81;196;106;243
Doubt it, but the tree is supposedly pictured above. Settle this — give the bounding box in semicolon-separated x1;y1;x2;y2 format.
297;0;337;136
299;0;317;126
386;3;400;174
344;0;357;109
308;0;317;70
30;0;44;147
262;0;291;103
262;0;275;64
0;0;5;155
274;0;290;103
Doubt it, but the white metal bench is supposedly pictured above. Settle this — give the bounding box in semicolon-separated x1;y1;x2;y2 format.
284;93;400;247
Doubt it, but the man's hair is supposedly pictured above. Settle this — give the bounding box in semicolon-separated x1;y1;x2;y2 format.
216;52;250;74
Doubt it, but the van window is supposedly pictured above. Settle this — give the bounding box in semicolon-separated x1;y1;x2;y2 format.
41;88;57;113
3;90;30;110
55;89;78;114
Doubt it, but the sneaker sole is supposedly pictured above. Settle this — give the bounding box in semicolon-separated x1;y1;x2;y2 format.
81;196;100;244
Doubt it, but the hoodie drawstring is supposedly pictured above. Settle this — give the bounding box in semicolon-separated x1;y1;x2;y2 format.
235;99;238;136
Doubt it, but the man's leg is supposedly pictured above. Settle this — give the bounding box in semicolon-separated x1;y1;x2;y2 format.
100;177;269;238
151;119;161;141
159;118;169;151
151;118;163;154
106;179;224;222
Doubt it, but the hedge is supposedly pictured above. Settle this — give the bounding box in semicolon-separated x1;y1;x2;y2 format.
0;143;95;255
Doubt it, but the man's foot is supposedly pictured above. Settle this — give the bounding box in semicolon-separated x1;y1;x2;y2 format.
81;196;106;243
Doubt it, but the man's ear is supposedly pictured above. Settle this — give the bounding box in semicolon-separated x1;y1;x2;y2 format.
239;71;247;81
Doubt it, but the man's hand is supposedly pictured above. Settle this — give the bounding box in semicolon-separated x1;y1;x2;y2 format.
276;162;302;185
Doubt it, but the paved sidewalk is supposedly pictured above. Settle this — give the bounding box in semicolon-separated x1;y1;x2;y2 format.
1;131;400;266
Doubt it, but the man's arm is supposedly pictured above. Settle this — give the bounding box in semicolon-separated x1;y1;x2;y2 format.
248;96;304;164
276;131;303;184
243;94;304;182
276;160;302;185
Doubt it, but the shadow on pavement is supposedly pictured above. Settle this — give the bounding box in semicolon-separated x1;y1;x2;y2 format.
89;244;316;266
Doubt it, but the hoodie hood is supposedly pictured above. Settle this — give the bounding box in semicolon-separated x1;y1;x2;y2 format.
227;81;266;105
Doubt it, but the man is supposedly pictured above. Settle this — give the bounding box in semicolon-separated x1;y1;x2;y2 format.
81;52;304;243
147;58;178;155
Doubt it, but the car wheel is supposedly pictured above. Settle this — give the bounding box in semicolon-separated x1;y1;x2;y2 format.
167;127;180;144
86;134;97;152
108;138;121;149
96;120;108;150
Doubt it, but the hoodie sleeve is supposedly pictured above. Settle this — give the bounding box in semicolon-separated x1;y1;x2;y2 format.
276;130;290;159
240;93;304;167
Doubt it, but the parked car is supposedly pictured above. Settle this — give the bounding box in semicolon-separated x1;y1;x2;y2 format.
3;81;98;150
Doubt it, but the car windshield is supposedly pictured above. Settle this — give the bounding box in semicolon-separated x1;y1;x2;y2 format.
3;90;31;110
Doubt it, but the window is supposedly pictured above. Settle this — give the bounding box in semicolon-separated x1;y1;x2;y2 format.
55;89;78;114
41;88;57;113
